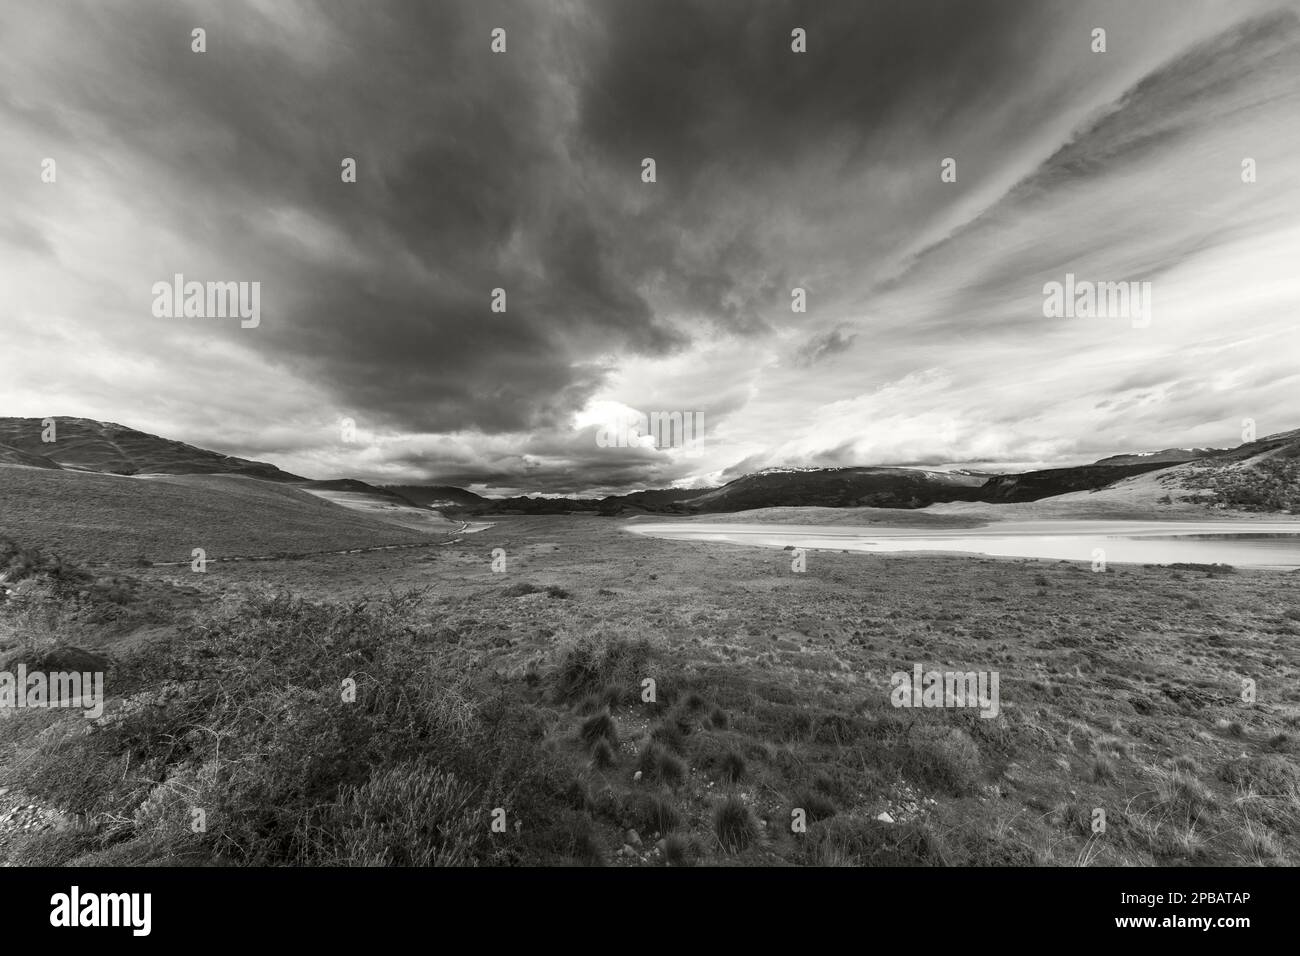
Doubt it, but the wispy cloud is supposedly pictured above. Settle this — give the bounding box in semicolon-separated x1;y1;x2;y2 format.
1;0;1296;491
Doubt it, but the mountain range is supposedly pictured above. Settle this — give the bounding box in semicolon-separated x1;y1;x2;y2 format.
3;417;1298;520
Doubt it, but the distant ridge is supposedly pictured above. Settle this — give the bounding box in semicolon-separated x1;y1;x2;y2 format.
1094;448;1222;466
5;416;1298;517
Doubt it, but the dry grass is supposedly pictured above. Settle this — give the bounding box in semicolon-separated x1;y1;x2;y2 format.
3;513;1298;867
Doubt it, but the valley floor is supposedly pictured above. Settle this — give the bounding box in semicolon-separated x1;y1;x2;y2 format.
1;515;1297;866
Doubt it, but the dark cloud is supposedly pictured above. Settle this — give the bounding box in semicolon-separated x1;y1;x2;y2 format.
3;1;1297;492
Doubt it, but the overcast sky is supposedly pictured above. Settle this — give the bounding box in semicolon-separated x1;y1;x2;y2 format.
3;0;1299;494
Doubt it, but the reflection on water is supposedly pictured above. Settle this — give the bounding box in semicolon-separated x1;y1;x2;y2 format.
625;520;1300;569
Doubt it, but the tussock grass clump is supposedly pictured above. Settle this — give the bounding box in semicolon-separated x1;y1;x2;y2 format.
638;740;687;787
1172;754;1202;774
0;538;94;597
942;825;1039;867
664;831;697;866
626;791;681;834
580;708;619;749
600;682;626;709
1094;735;1129;758
551;634;652;704
1241;821;1283;863
650;719;688;754
813;712;863;745
793;788;837;822
564;777;593;810
637;740;665;775
1152;768;1215;817
16;591;574;866
1091;754;1115;783
681;691;708;713
302;759;481;866
590;738;617;770
894;727;984;796
1218;755;1300;798
501;582;543;598
803;816;945;867
713;795;759;853
719;749;746;784
654;750;687;788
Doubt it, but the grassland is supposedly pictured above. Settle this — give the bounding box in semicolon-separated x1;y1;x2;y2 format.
0;465;434;566
1;512;1297;867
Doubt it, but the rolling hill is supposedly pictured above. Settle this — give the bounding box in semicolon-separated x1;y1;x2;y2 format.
975;462;1176;502
0;417;302;482
677;466;984;512
299;480;457;533
0;418;463;562
1078;428;1300;514
384;485;489;511
0;467;433;564
386;434;1300;518
5;416;1297;541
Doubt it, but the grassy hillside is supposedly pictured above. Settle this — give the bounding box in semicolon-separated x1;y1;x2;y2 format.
0;465;433;564
1174;446;1300;512
976;463;1174;502
684;467;984;512
1008;431;1300;518
298;484;459;534
385;485;489;509
0;417;303;482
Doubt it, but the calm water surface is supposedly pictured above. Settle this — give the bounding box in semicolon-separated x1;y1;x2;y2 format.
626;519;1300;568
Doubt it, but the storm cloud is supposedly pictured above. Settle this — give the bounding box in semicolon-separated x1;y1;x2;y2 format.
2;0;1298;493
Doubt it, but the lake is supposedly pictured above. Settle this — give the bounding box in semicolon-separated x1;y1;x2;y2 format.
625;519;1300;569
